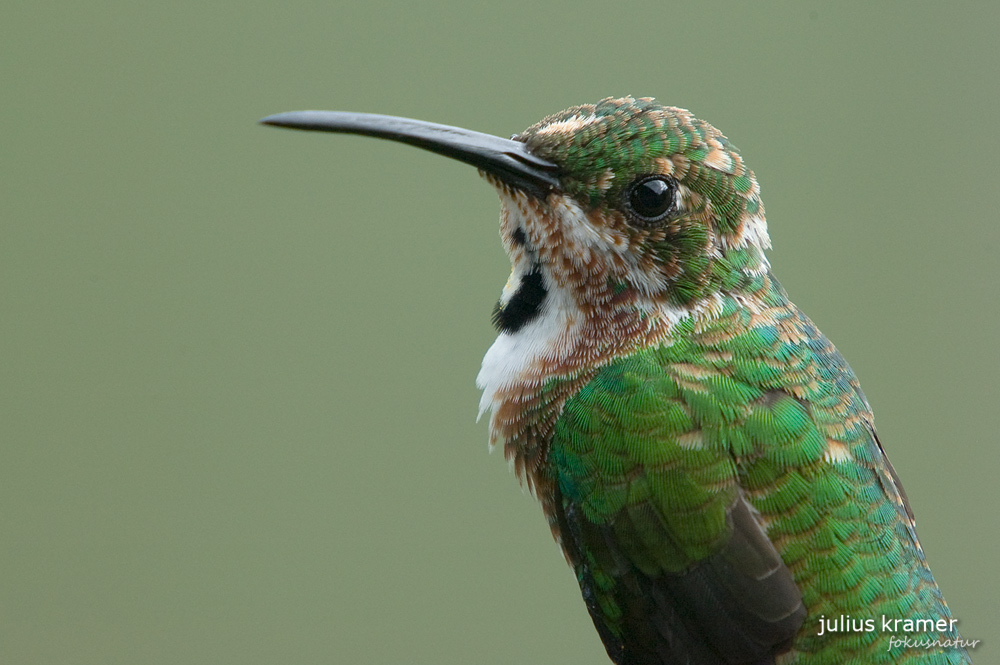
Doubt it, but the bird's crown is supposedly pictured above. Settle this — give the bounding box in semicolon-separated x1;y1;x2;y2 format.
503;96;771;308
519;96;767;251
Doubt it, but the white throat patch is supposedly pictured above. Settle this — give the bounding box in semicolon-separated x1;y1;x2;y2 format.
474;187;722;447
476;272;581;422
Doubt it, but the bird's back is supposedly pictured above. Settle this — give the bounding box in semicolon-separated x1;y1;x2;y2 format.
547;278;970;664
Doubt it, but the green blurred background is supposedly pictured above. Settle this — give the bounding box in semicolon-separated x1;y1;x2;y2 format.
2;2;996;663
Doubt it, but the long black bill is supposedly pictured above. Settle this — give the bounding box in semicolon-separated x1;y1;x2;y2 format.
260;111;561;197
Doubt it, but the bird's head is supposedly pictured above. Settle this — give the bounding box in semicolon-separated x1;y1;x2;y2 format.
263;96;770;336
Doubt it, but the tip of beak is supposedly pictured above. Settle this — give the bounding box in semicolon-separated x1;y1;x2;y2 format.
259;113;292;127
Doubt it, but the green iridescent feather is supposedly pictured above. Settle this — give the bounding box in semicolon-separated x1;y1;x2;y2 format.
549;280;967;664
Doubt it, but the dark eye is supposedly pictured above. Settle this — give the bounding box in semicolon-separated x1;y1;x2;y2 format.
625;175;677;226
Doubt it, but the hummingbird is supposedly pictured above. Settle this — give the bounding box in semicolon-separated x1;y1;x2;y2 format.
262;97;971;664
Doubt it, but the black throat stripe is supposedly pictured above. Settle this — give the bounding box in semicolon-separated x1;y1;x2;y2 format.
491;267;547;334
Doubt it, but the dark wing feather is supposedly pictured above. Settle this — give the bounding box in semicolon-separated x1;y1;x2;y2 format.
558;490;804;665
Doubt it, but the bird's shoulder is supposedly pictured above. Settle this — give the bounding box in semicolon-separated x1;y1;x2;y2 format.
548;286;895;561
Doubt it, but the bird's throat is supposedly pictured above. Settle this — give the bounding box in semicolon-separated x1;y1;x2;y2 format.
491;266;547;334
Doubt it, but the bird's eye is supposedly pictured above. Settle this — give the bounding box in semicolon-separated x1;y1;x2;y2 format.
625;175;678;226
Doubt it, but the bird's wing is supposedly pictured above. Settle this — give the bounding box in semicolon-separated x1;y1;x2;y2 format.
550;348;807;665
548;291;965;663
